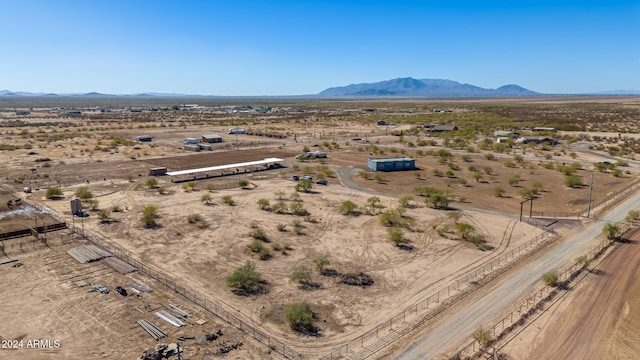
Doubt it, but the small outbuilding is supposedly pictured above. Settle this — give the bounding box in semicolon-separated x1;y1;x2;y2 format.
430;125;458;132
149;167;167;176
368;157;416;172
201;134;223;143
136;135;154;142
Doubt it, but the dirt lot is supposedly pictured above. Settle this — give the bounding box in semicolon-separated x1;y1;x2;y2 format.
0;234;273;360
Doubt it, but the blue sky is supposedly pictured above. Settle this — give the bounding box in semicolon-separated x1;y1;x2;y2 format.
1;0;638;95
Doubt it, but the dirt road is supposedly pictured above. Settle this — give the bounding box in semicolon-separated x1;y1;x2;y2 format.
393;190;640;359
532;231;640;359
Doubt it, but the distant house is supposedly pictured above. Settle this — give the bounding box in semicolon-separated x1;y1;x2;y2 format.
15;111;30;116
136;135;153;142
66;111;82;116
496;137;511;144
516;136;557;145
532;127;557;132
201;134;223;143
430;125;458;132
368;157;416;172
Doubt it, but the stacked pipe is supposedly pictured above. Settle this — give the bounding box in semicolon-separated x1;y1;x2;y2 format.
137;319;166;340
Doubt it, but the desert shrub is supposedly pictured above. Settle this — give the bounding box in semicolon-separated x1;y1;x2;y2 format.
248;240;264;253
145;178;158;188
472;328;493;350
564;175;582;188
290;202;309;216
97;210;111;223
626;210;640;222
398;195;413;208
425;193;449;209
542;271;559;287
222;195;235;205
74;186;93;200
201;193;212;205
272;201;288;214
388;227;408;246
226;261;262;294
518;187;535;198
295;179;313;193
141;205;158;228
508;175;520;187
494;186;505;197
313;255;330;272
602;223;620;240
237;179;249;188
276;223;287;232
257;198;270;211
339;200;358;215
284;302;314;333
291;265;312;284
250;228;268;241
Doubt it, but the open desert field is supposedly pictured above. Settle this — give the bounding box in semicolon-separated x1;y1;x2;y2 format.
2;96;640;359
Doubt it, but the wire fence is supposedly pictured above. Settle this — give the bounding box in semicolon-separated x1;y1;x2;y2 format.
449;222;634;360
54;216;305;359
319;229;558;360
581;180;640;218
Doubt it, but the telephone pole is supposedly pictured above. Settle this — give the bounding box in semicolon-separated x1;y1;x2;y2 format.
587;174;594;218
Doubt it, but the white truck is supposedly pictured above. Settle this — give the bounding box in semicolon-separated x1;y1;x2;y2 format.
228;128;246;134
183;138;198;144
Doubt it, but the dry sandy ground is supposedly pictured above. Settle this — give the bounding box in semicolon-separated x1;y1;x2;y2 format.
500;229;640;360
0;234;275;360
36;173;544;357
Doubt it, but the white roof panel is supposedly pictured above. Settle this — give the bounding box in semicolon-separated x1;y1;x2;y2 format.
166;158;284;176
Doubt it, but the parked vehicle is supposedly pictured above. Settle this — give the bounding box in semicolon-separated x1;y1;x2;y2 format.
302;176;313;181
292;175;299;181
183;138;198;144
316;179;328;185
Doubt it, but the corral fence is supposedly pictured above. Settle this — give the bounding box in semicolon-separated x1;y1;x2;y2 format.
449;222;634;360
581;180;640;218
319;229;558;360
36;210;305;359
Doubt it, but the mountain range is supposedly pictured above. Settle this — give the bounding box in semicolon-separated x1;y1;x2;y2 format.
316;78;538;97
1;78;639;98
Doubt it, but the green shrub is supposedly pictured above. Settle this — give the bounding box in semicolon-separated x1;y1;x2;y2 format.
226;261;262;293
284;302;314;333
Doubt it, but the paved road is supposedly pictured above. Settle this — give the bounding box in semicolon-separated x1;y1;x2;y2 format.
394;190;640;359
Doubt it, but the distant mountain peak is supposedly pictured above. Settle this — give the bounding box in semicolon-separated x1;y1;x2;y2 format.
317;78;538;98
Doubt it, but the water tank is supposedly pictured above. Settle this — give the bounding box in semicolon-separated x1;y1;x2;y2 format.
70;197;82;215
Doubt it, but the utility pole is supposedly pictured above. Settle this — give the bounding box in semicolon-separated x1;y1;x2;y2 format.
587;174;594;218
627;141;631;163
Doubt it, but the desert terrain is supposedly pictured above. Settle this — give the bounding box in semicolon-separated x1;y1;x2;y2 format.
1;96;640;359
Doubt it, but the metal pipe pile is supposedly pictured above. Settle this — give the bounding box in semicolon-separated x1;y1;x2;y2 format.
137;319;166;340
168;304;191;318
154;311;185;327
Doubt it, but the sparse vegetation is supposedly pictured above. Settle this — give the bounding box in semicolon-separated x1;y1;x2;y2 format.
284;302;314;333
542;271;559;287
226;261;262;294
141;205;159;228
